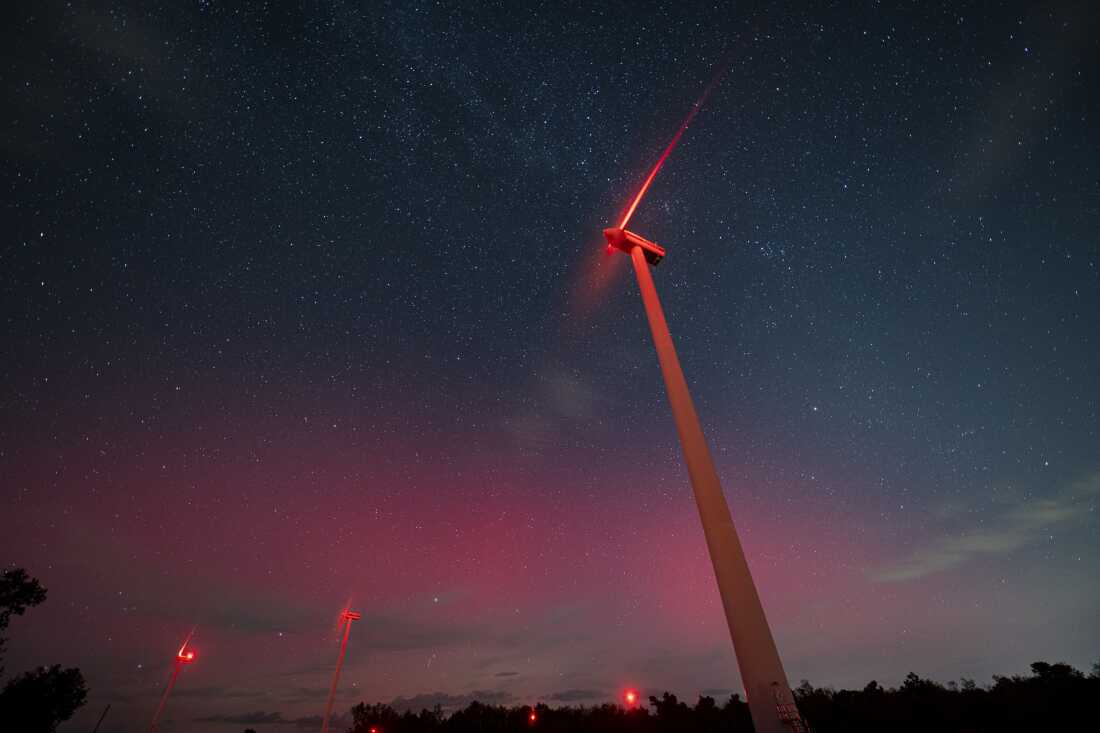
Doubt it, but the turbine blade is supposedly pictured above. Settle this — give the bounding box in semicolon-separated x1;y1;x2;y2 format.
618;57;730;230
178;626;196;656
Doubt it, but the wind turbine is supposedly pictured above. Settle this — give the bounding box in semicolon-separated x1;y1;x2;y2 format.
601;77;808;733
149;631;196;733
321;609;361;733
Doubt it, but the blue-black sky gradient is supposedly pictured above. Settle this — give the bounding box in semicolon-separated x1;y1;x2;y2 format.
2;2;1098;732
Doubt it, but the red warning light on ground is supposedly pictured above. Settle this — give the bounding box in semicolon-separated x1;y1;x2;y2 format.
529;711;537;723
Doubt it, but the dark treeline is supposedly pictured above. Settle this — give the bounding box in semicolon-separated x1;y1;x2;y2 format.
340;660;1100;733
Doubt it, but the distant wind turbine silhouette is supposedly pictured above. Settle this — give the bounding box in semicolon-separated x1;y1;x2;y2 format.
149;630;197;733
321;609;361;733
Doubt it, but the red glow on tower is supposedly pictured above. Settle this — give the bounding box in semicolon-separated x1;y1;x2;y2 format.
624;689;639;707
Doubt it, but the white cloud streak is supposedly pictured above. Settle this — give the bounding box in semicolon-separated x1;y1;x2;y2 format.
872;472;1100;582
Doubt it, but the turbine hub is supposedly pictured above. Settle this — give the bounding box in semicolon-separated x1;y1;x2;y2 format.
603;227;665;266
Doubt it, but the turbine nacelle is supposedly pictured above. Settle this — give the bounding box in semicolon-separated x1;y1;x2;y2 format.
603;227;665;266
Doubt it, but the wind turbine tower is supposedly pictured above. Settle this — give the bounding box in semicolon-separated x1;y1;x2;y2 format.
321;609;361;733
601;79;808;733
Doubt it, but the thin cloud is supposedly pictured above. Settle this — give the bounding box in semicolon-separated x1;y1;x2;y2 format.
503;365;603;450
358;613;518;652
194;711;343;728
290;715;327;729
194;711;285;725
872;473;1100;582
389;689;514;712
174;685;262;699
547;688;605;702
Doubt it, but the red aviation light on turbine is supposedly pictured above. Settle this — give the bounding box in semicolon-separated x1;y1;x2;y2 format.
603;228;665;266
341;610;362;622
176;636;196;664
623;689;639;707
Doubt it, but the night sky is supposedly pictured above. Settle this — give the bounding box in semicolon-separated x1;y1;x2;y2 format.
2;2;1098;732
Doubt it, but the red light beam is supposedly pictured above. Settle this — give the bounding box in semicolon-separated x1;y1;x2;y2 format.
617;58;730;230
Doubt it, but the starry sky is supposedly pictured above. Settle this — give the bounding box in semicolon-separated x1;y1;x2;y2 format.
2;1;1098;731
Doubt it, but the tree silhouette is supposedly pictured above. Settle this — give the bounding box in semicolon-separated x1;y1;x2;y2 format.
0;568;87;733
0;666;87;733
0;567;47;675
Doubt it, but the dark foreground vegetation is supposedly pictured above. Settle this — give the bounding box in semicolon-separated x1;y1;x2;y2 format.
339;660;1100;733
0;568;87;733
